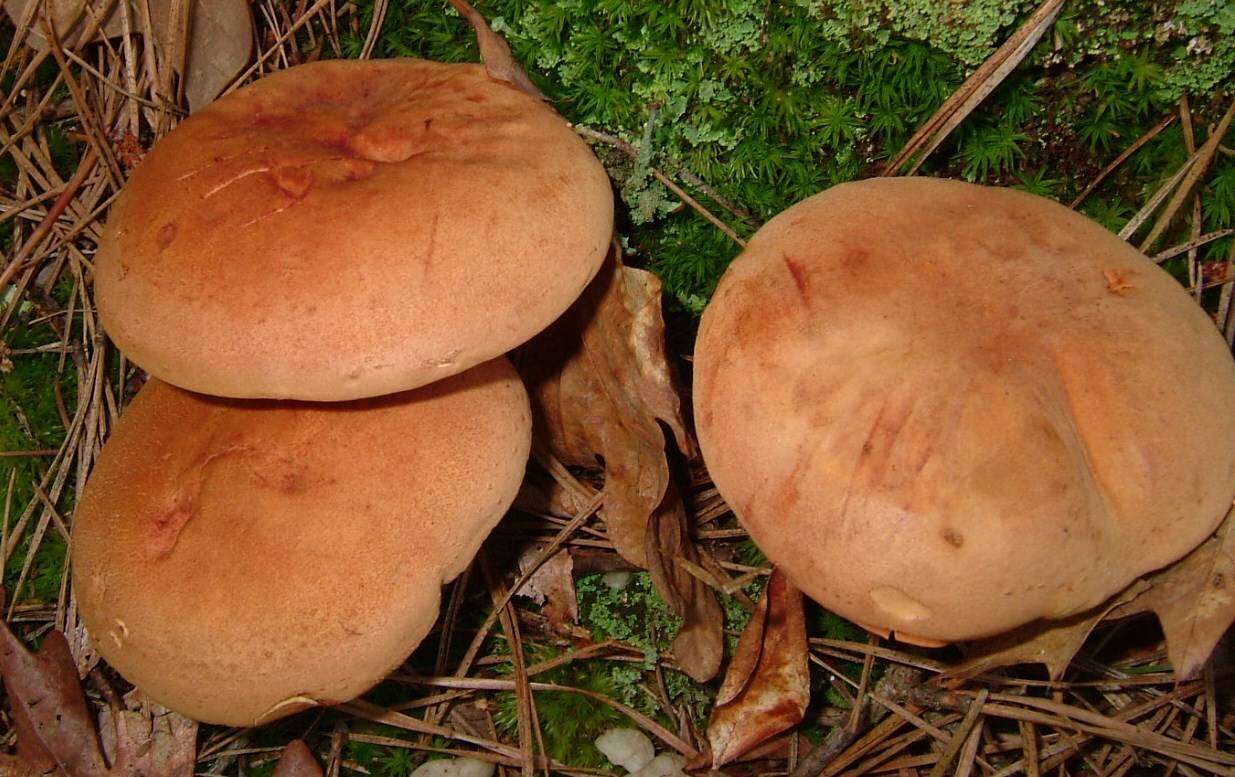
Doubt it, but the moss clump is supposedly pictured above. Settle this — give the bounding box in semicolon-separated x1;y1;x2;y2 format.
0;311;76;606
493;647;634;768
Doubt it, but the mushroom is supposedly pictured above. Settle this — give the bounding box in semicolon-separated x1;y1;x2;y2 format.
94;58;613;401
70;358;530;725
693;177;1235;644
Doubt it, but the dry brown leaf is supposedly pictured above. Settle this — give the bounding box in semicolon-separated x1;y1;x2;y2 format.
1108;507;1235;679
517;544;579;634
98;690;197;777
0;590;198;775
951;580;1150;681
519;250;692;569
273;740;325;777
170;0;254;112
11;690;58;775
3;0;253;112
713;567;771;709
2;0;124;48
0;754;46;776
706;569;809;767
646;482;724;683
0;598;109;776
518;249;721;681
446;0;544;99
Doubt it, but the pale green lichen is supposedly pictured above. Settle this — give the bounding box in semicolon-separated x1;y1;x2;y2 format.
1163;0;1235;95
807;0;1034;66
808;0;1232;96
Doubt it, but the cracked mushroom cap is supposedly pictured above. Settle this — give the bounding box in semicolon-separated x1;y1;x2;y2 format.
70;358;530;726
693;177;1235;644
95;58;613;400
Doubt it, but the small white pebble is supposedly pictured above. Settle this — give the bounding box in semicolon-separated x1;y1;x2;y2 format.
594;727;655;773
631;753;689;777
602;570;634;591
411;758;496;777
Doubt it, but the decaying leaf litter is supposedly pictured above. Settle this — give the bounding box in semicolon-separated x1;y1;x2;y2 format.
0;0;1234;774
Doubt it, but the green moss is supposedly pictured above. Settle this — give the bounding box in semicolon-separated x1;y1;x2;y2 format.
374;747;416;776
1202;159;1235;261
492;644;640;768
0;313;76;606
489;574;724;765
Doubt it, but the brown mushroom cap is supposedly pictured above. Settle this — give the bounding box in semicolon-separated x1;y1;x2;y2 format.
70;358;530;725
694;177;1235;643
95;58;613;400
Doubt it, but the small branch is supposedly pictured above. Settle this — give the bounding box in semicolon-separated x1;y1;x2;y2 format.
0;147;99;293
1118;149;1201;241
1070;113;1177;209
1153;229;1233;264
925;689;989;777
1139;99;1235;251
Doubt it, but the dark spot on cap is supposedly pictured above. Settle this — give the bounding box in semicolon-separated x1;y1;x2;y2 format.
783;255;809;299
148;501;194;559
275;471;305;494
156;222;177;250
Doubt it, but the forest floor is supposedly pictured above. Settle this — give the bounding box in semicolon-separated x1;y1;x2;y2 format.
1;0;1234;773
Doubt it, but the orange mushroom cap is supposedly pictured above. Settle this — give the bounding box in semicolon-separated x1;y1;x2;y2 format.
694;177;1235;643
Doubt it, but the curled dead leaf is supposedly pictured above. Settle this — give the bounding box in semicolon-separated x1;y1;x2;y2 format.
646;481;723;683
1107;506;1235;679
273;740;325;777
175;0;254;112
519;249;692;569
0;590;198;775
0;594;108;776
517;248;720;682
98;689;197;777
3;0;124;48
706;569;809;767
951;579;1150;681
446;0;544;99
516;545;580;635
956;506;1235;682
3;0;253;112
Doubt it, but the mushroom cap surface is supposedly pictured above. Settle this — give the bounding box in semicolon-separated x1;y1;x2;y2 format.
71;358;531;725
694;177;1235;643
95;58;613;400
